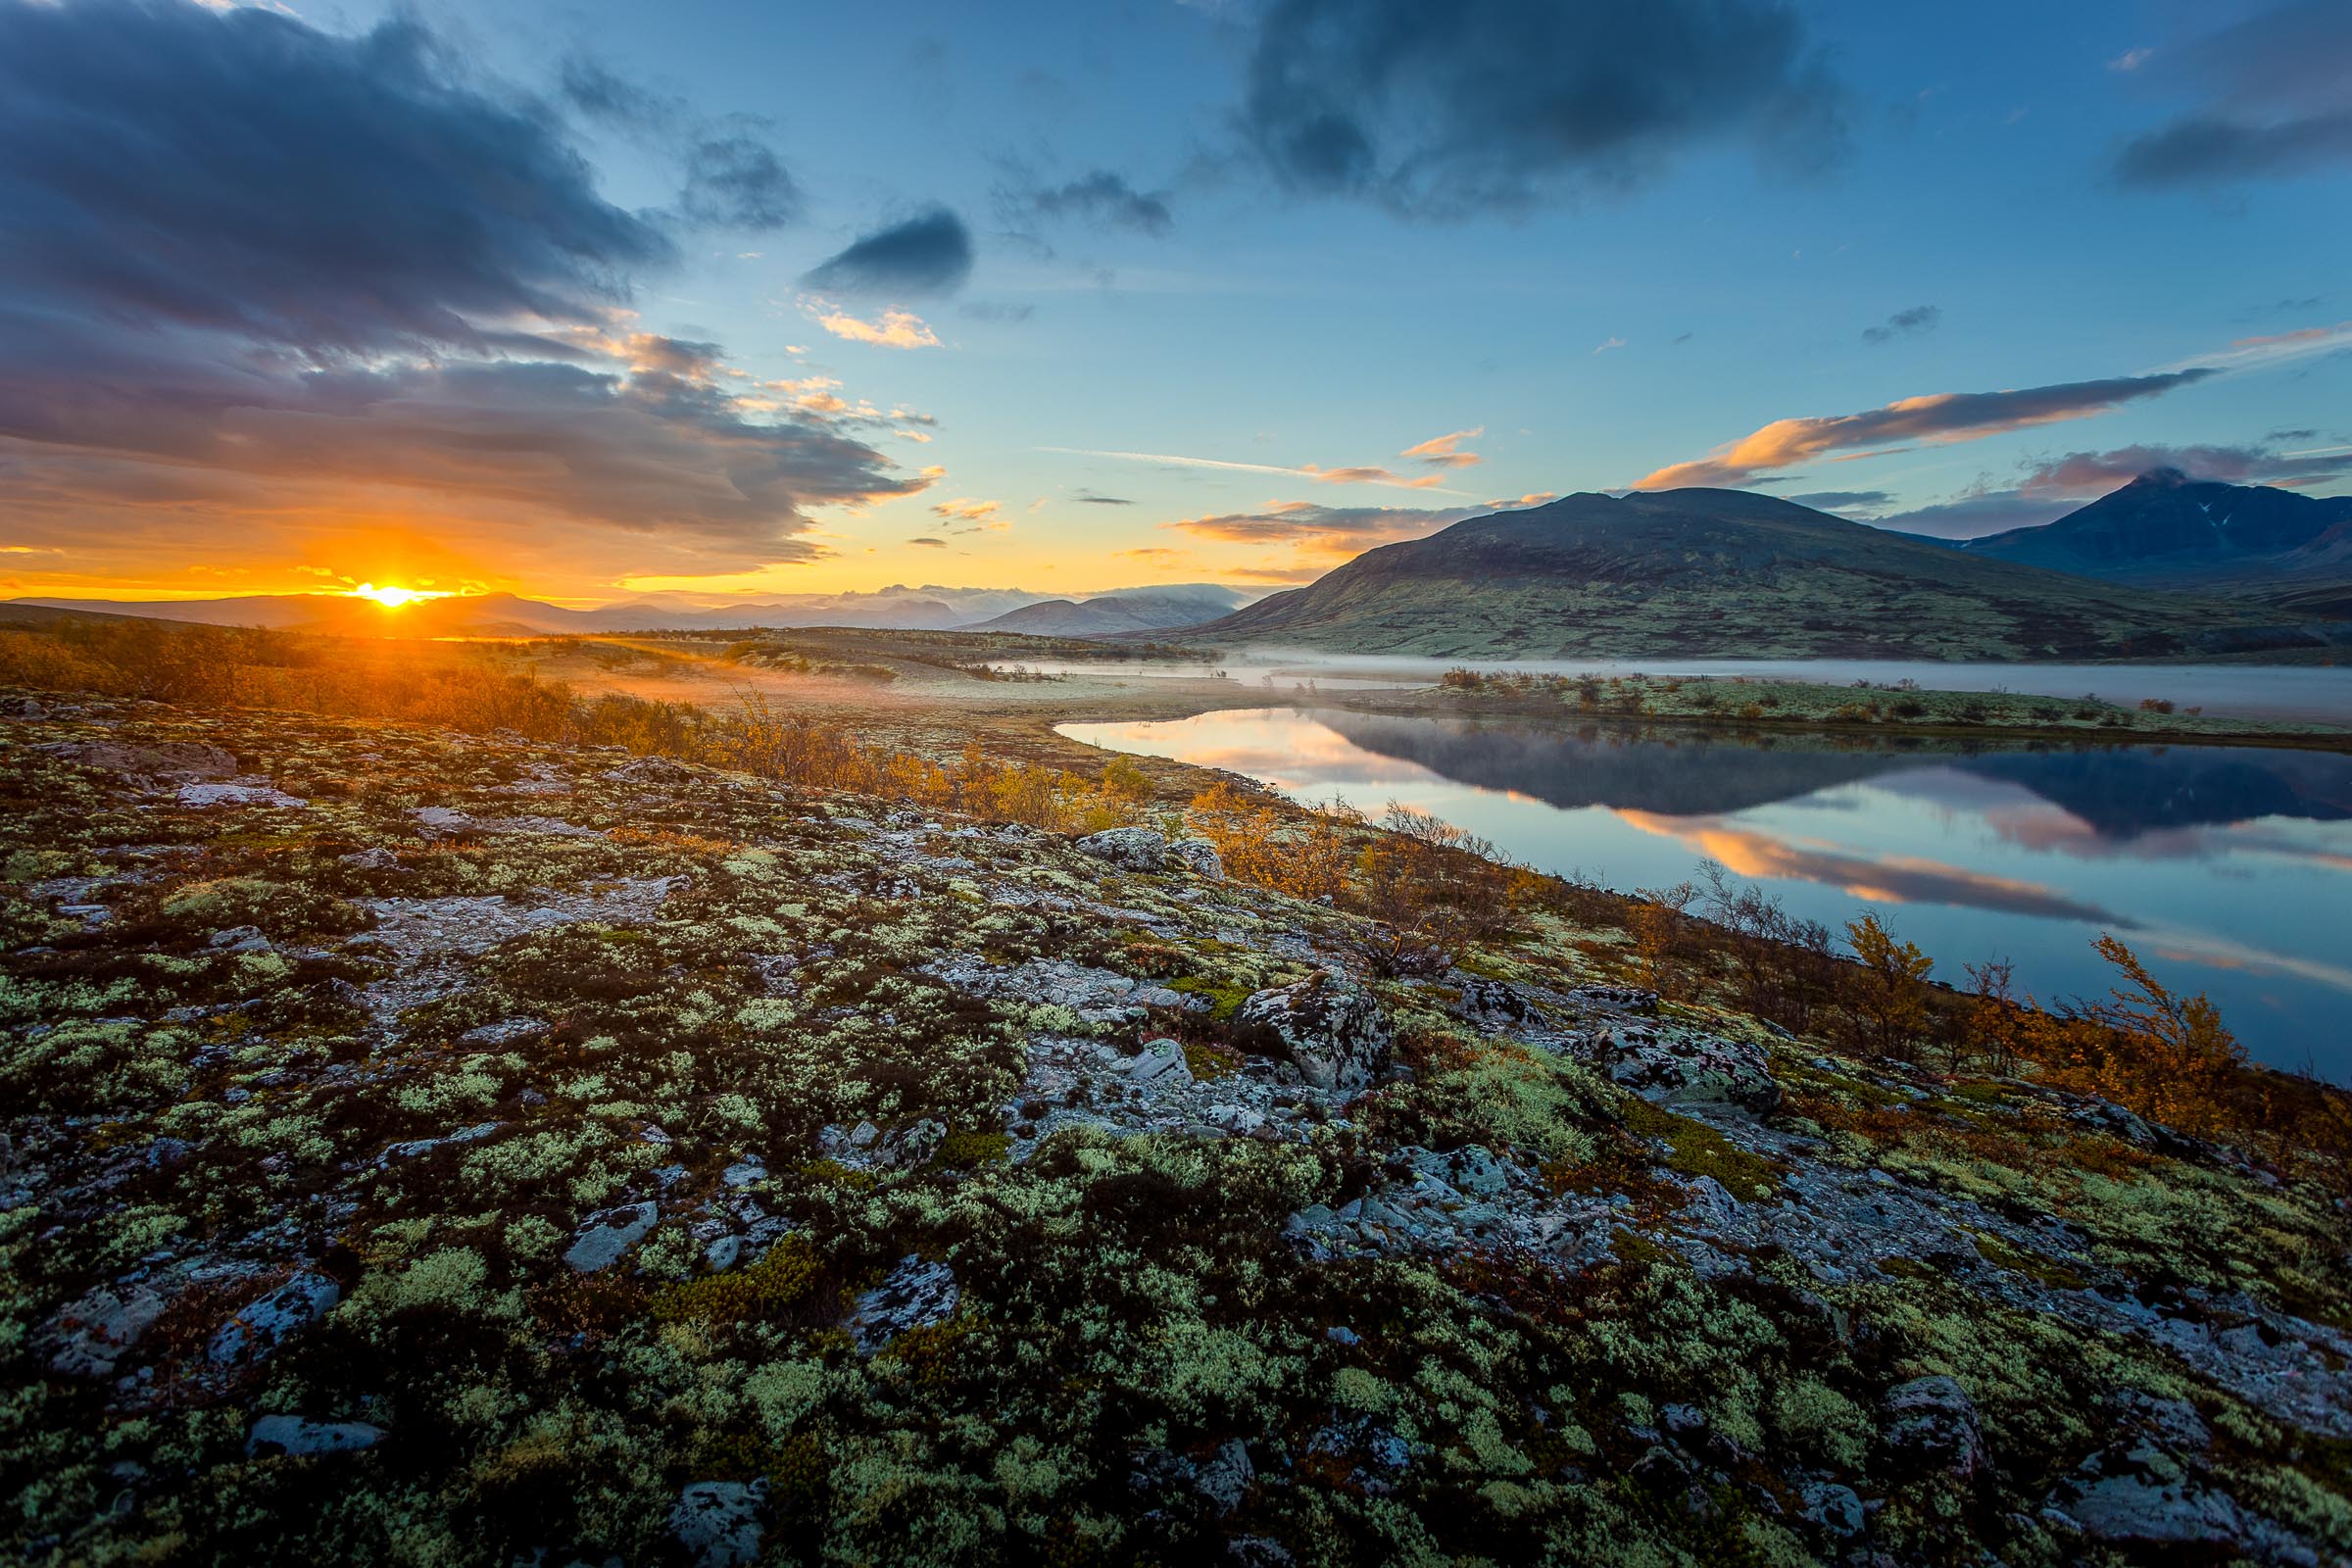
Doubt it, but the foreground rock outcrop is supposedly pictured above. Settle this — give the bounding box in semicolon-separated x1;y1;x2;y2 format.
0;696;2345;1567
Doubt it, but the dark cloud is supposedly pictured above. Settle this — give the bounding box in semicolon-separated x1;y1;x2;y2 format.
559;56;680;132
959;300;1035;323
1075;491;1135;506
1788;490;1893;511
0;0;923;581
1011;171;1173;235
2114;2;2352;186
1638;369;2220;488
1234;0;1847;218
682;137;800;229
803;208;974;298
907;536;949;548
1861;305;1940;345
0;0;673;360
2269;428;2320;443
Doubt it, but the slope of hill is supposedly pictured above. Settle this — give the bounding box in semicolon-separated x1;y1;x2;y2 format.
1177;488;2338;661
1960;467;2352;588
967;586;1249;637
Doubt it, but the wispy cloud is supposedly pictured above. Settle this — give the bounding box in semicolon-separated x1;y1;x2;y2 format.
1041;447;1465;494
1861;304;1939;345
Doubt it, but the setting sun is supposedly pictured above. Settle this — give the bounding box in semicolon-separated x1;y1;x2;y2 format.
348;582;447;609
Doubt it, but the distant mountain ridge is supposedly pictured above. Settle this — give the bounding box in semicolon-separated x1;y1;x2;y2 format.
1960;467;2352;586
1174;487;2341;662
5;583;1250;638
966;586;1247;636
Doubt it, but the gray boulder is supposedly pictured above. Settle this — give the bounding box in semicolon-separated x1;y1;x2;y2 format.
49;740;236;781
670;1480;767;1568
48;1283;168;1378
1238;971;1391;1092
1584;1025;1781;1117
564;1200;659;1273
1165;838;1225;879
247;1415;385;1457
848;1255;958;1354
1883;1375;1988;1482
209;1272;341;1366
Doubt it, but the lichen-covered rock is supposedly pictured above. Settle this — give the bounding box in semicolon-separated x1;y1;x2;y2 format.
1074;826;1172;869
48;739;236;780
1577;1022;1782;1116
47;1283;169;1378
1164;837;1224;878
1237;970;1390;1091
1883;1375;1988;1481
246;1415;385;1457
848;1256;957;1354
209;1273;341;1367
669;1480;767;1568
564;1200;659;1273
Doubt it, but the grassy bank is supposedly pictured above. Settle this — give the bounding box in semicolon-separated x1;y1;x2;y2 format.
1429;668;2352;750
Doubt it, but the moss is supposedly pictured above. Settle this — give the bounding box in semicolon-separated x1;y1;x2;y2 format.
650;1234;824;1323
1166;974;1251;1022
934;1128;1011;1168
1619;1098;1785;1199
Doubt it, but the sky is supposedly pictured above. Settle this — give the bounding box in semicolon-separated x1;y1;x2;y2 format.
1;0;2348;605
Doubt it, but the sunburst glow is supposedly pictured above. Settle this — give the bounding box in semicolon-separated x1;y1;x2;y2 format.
348;582;448;609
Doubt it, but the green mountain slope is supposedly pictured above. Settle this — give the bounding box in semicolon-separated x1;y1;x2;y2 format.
1182;488;2340;660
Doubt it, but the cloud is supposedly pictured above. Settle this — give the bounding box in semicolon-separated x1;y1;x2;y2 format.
681;137;800;229
907;536;948;548
1043;446;1464;494
930;497;1004;531
1233;0;1847;218
1633;369;2218;489
2109;46;2155;73
1399;428;1483;468
559;56;680;132
802;208;974;298
1853;440;2352;539
959;300;1035;323
813;307;943;350
2114;2;2352;185
1614;811;2132;926
1788;490;1894;511
0;0;927;591
1074;490;1135;505
1008;171;1173;235
1167;500;1481;555
1114;547;1188;564
1592;336;1628;355
1861;305;1940;344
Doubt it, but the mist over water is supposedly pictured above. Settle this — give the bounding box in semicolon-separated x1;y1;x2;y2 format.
1063;707;2352;1080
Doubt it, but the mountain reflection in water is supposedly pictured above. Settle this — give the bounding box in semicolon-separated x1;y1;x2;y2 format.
1059;708;2352;1078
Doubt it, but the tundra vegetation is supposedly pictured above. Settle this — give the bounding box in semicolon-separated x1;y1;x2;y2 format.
1433;669;2352;749
1;618;2348;1567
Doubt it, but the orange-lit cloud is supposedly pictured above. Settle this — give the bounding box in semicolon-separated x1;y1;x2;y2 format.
1399;427;1484;468
1633;369;2218;489
813;306;942;349
1613;809;2132;925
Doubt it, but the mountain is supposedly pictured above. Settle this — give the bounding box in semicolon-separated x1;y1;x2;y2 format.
1175;488;2340;661
2;583;1248;638
1960;468;2352;590
966;586;1250;637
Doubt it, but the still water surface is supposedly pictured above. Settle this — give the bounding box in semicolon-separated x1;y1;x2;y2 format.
1061;708;2352;1079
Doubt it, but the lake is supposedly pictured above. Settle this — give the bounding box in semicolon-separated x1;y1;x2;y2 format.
1061;708;2352;1080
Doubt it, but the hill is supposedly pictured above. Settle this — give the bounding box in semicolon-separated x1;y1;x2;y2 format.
3;584;1246;639
1961;468;2352;590
1177;488;2339;661
967;586;1249;637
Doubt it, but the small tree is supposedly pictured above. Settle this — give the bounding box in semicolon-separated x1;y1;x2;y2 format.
1842;913;1934;1060
1629;880;1696;999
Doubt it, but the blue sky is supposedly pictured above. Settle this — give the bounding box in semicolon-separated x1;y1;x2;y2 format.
2;0;2346;600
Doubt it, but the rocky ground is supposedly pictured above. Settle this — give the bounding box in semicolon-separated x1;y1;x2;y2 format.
2;694;2348;1566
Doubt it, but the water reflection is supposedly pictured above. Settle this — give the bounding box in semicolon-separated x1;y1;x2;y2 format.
1060;708;2352;1077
